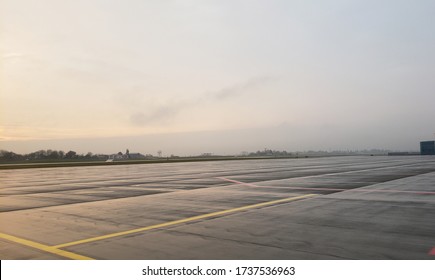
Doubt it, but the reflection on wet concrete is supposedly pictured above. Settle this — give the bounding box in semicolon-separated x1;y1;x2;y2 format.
1;156;435;259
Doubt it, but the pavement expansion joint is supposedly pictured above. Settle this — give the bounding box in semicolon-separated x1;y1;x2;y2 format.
51;193;317;249
0;232;93;260
217;177;435;195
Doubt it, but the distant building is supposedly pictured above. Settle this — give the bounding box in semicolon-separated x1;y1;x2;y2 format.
108;153;124;160
420;141;435;155
128;153;145;159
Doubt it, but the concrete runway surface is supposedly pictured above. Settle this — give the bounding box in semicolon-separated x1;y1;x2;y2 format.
1;156;435;259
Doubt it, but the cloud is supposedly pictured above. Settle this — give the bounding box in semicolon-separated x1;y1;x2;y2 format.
210;76;274;100
128;75;274;126
129;105;182;126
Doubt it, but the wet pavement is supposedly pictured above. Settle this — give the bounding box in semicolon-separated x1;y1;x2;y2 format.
1;156;435;259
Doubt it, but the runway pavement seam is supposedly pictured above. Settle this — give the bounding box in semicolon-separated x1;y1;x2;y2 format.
160;228;354;259
217;177;435;195
0;190;177;213
211;160;435;179
0;232;93;260
52;193;317;249
213;169;435;192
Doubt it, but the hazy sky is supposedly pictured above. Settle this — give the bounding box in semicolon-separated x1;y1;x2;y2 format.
1;0;435;155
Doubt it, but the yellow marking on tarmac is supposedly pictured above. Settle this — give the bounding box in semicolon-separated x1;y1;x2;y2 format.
54;193;317;249
0;232;93;260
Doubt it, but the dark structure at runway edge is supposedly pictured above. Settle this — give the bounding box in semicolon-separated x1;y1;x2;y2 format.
420;141;435;155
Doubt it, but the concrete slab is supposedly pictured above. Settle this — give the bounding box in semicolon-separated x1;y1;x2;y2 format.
1;156;435;259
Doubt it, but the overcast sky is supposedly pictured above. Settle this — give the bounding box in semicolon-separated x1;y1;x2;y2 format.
1;0;435;155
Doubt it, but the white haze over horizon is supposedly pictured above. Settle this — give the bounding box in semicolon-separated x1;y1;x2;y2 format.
1;0;435;155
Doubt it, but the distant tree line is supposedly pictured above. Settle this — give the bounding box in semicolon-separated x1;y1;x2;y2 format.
0;149;103;162
245;149;392;157
0;148;393;163
248;149;292;157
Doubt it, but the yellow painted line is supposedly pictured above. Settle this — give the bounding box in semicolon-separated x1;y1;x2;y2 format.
54;193;317;249
0;232;93;260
